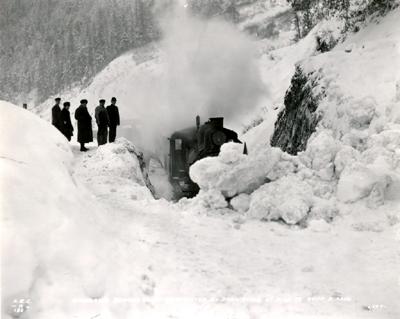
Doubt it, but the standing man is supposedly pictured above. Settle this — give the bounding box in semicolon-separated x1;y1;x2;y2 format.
60;102;74;141
106;97;120;143
74;99;93;152
22;103;28;109
52;97;62;132
95;99;110;146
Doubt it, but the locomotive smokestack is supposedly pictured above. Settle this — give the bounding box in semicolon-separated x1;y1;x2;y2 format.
209;117;224;129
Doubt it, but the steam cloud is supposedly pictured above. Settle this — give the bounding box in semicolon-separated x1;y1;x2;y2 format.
124;3;267;152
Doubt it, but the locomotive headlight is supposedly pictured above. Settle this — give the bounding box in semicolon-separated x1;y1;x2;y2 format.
212;131;227;146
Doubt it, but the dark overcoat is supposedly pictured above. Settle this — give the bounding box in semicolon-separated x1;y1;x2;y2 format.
60;108;74;139
106;104;120;127
95;106;110;128
52;105;62;131
74;105;93;143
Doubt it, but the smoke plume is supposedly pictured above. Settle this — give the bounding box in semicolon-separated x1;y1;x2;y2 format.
124;2;267;152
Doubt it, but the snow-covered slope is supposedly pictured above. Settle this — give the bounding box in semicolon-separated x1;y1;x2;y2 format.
188;8;400;227
0;100;102;315
0;102;151;317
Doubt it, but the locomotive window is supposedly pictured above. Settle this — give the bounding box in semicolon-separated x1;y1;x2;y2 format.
175;139;182;150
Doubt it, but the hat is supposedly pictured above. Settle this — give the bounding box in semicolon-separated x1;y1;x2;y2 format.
99;99;105;103
55;97;61;101
63;101;70;106
111;97;117;102
80;99;88;104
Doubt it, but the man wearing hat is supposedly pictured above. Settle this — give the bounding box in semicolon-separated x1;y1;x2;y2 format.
75;99;93;151
51;97;62;133
95;99;110;146
106;97;120;143
60;102;74;141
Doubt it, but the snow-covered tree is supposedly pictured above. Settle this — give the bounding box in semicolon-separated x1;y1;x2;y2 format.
0;0;161;104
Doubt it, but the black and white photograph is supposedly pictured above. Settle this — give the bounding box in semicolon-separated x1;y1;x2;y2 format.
1;0;399;318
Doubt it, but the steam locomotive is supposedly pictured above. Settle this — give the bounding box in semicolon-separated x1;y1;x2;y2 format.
167;116;243;198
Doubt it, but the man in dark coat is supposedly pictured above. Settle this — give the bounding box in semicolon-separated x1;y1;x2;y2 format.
74;99;93;151
95;99;110;146
106;97;120;143
52;97;62;132
60;102;74;141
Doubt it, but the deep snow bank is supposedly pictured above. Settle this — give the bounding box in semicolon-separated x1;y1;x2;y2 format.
73;138;155;205
297;7;400;208
187;141;336;225
0;101;112;317
0;102;153;318
0;101;95;316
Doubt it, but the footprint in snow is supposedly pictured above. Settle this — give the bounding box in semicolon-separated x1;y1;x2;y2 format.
141;274;156;296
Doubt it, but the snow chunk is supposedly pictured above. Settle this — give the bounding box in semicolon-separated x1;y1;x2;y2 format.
196;190;228;210
337;162;391;203
346;96;377;129
190;143;285;198
367;129;400;153
334;145;360;176
248;175;313;224
83;138;147;185
75;138;153;203
304;131;339;170
230;193;251;213
180;190;228;214
341;129;369;151
302;130;339;180
309;198;338;222
219;142;246;164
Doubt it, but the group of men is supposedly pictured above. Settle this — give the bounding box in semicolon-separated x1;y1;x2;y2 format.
51;97;120;152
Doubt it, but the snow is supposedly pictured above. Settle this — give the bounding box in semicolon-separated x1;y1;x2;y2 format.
3;4;400;319
73;138;153;207
230;193;251;213
189;142;284;198
148;158;174;200
0;100;109;316
36;11;267;154
337;162;391;204
0;101;152;317
2;98;400;318
188;7;400;232
242;12;321;147
237;0;290;28
293;8;400;210
248;175;313;224
302;130;339;180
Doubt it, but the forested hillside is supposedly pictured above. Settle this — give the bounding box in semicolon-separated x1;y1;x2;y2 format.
0;0;162;104
1;0;396;106
0;0;288;106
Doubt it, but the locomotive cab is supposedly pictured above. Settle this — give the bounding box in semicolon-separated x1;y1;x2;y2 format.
169;127;200;198
168;116;242;199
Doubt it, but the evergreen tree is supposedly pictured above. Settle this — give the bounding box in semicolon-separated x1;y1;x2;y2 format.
0;0;161;104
